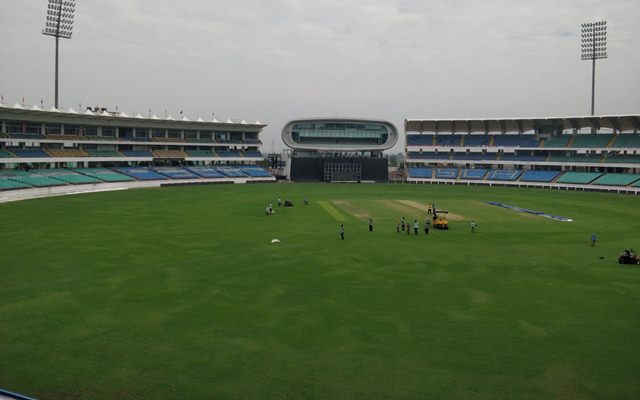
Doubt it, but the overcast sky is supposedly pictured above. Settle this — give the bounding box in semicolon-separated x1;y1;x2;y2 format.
1;0;639;152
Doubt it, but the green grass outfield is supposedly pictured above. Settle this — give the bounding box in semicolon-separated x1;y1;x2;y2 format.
1;183;640;399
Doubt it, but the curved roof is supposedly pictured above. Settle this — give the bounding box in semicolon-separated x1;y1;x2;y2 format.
405;115;640;133
282;117;398;151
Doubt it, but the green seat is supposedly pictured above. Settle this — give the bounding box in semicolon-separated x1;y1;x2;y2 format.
592;173;640;186
0;178;31;190
543;135;571;148
556;172;603;184
571;135;613;148
610;135;640;148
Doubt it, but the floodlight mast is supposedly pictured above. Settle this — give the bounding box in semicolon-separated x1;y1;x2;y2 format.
42;0;76;109
581;21;607;116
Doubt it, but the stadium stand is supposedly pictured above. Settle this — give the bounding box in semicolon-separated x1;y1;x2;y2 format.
592;173;640;186
492;135;539;147
216;167;246;177
120;150;153;157
9;148;50;158
435;135;462;146
0;171;66;187
74;168;135;182
115;167;169;180
216;150;242;157
604;154;640;164
461;169;488;180
548;154;602;163
0;149;16;158
184;166;225;178
452;152;497;161
31;169;102;184
487;169;522;181
152;150;188;158
152;137;185;143
7;133;45;140
241;166;272;177
185;150;215;157
0;177;31;190
500;153;547;162
520;170;561;182
435;168;458;179
542;135;571;148
610;134;640;148
243;151;263;158
151;167;198;179
85;149;123;157
408;167;433;178
556;172;603;184
463;135;490;147
408;152;450;160
571;134;613;148
46;134;86;141
47;149;89;157
406;135;434;146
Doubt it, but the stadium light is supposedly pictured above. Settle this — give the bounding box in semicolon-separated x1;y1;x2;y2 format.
42;0;76;109
581;20;607;116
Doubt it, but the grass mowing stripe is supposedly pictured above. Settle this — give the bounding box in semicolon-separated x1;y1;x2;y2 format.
318;200;347;221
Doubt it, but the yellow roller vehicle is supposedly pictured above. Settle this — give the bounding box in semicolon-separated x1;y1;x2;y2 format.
433;210;449;230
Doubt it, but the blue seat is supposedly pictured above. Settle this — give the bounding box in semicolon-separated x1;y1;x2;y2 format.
435;168;458;179
461;169;488;180
115;167;168;180
407;135;434;145
151;167;199;179
408;167;433;178
520;170;561;182
184;167;225;178
488;169;522;181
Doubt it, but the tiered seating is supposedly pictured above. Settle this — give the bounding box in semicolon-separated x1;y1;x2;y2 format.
9;148;50;158
571;134;613;148
74;168;134;182
241;166;272;177
435;168;458;179
115;167;168;180
120;150;153;157
463;136;490;146
243;151;263;158
8;133;45;140
556;172;602;184
31;169;101;184
152;137;185;143
604;154;640;164
592;173;640;186
408;152;450;160
86;149;123;157
46;134;86;141
216;167;245;177
0;171;66;187
408;167;433;178
610;135;640;148
435;135;462;146
461;169;488;180
488;169;522;181
492;135;539;147
452;152;497;161
151;167;198;179
548;154;601;163
543;135;571;148
184;167;224;178
185;150;214;157
217;150;242;157
406;135;434;146
152;150;188;158
0;149;16;158
500;153;546;162
520;170;561;182
47;149;89;157
0;178;31;190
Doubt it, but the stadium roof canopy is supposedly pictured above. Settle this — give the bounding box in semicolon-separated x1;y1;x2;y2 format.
0;103;267;130
405;115;640;133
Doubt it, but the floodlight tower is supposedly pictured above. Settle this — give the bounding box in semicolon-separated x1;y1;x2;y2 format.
581;20;607;116
42;0;76;109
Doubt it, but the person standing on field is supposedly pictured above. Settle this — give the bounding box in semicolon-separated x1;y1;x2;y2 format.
340;224;345;240
591;232;597;246
424;218;430;235
413;220;419;235
396;221;400;233
368;218;374;232
401;217;406;231
471;220;477;233
278;197;282;207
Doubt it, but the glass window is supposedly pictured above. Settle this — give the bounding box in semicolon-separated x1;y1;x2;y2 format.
45;123;61;135
102;127;115;137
